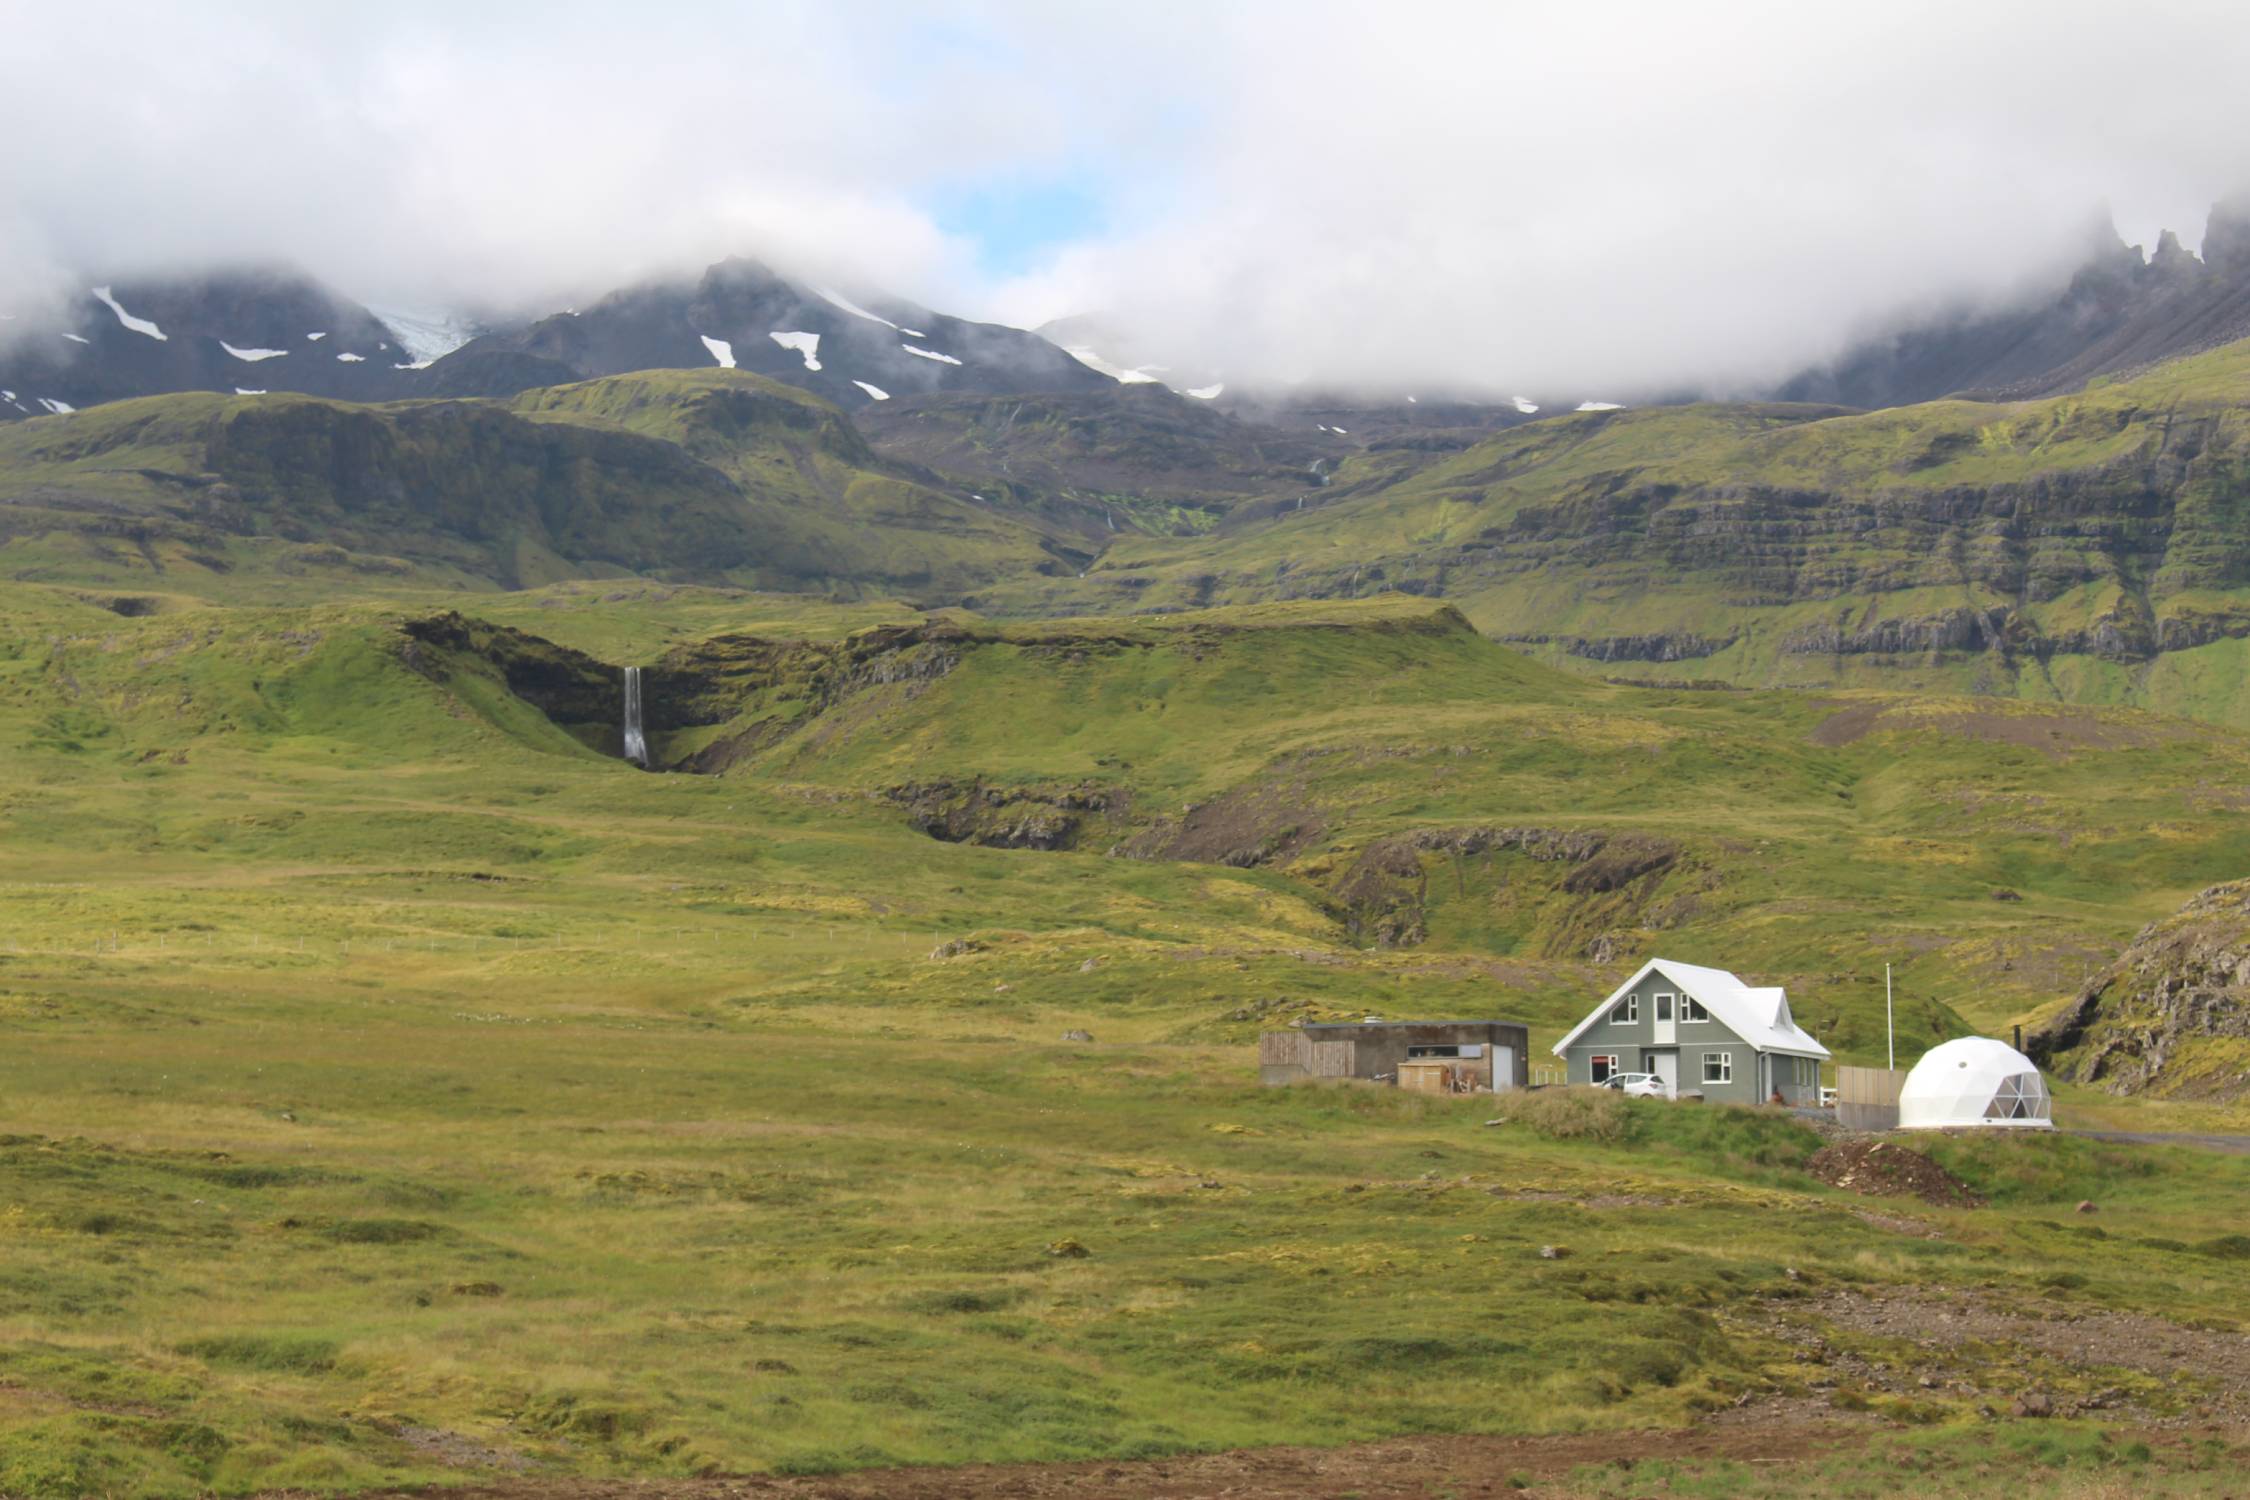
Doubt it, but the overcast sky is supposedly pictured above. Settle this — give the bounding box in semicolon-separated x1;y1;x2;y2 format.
5;0;2249;394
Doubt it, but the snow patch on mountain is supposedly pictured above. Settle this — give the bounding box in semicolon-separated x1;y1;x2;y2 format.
61;333;89;345
1575;401;1623;411
769;331;822;371
222;341;289;362
852;380;890;401
1513;396;1539;414
700;335;737;369
812;285;900;331
38;398;75;414
91;286;166;340
900;344;962;366
1062;345;1159;384
1184;383;1224;399
306;331;327;341
234;388;266;396
369;306;480;365
336;352;365;362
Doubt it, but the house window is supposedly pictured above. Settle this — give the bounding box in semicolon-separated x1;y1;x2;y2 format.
1702;1052;1732;1085
1682;997;1710;1022
1590;1054;1620;1084
1609;996;1638;1024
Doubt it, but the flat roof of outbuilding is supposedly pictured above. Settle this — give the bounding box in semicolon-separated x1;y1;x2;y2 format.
1296;1019;1529;1031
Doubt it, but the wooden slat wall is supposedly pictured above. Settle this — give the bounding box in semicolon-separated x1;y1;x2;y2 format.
1837;1065;1905;1131
1259;1031;1308;1069
1837;1066;1905;1105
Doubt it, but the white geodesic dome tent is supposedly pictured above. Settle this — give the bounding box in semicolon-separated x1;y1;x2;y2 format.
1898;1037;2054;1130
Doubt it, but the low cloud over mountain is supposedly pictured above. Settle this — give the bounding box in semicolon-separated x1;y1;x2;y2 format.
5;2;2250;399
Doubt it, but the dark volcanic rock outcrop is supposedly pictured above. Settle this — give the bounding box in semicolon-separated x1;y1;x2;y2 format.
2031;879;2250;1098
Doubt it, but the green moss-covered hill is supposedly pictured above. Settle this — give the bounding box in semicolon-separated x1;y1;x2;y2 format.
983;340;2250;728
24;577;2240;1060
0;370;1094;601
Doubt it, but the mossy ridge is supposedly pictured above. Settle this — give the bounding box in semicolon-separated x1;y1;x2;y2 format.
983;337;2250;730
0;372;1089;605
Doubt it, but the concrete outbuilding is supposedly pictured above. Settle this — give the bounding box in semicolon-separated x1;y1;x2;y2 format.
1259;1019;1530;1092
1898;1037;2054;1129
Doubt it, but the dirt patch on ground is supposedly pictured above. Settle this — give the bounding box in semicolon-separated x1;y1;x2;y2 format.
1809;1139;1982;1207
1747;1284;2250;1425
396;1426;529;1471
1850;1207;1944;1238
1120;772;1326;868
1805;701;1888;748
295;1420;1873;1500
1809;701;2173;757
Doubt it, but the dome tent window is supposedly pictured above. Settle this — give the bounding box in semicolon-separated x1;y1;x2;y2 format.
1898;1037;2054;1130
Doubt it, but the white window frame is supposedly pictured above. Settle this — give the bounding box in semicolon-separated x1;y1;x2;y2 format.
1702;1051;1732;1085
1609;996;1639;1024
1590;1053;1621;1084
1681;996;1711;1023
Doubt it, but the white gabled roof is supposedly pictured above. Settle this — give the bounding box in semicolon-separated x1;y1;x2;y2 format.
1551;957;1830;1060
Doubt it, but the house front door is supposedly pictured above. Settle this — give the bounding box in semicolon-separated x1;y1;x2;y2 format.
1647;1051;1679;1096
1653;991;1677;1044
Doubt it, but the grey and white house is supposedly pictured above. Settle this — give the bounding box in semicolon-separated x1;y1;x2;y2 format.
1552;958;1829;1104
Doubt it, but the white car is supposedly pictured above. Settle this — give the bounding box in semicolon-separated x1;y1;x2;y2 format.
1602;1071;1672;1099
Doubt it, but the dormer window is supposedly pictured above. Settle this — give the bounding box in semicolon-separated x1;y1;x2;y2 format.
1682;997;1711;1022
1610;995;1639;1024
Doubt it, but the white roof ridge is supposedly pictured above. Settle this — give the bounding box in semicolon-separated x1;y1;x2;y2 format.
1551;956;1829;1059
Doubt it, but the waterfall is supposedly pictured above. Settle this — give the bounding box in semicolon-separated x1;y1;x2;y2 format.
622;666;648;767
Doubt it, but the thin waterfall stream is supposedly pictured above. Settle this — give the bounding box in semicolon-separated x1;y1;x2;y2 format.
622;666;648;767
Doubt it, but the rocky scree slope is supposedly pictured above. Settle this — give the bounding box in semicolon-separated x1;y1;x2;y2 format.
2033;878;2250;1099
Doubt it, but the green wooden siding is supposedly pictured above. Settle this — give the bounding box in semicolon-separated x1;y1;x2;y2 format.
1559;970;1821;1104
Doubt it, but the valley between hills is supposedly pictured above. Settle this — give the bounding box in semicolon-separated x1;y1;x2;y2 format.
8;308;2250;1492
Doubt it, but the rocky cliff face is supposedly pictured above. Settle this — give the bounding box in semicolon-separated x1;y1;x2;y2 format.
2031;880;2250;1098
1777;198;2250;409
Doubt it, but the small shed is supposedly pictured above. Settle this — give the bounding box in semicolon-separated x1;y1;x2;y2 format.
1260;1020;1530;1092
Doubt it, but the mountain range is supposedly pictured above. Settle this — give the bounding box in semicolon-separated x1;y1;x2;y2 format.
12;198;2250;730
10;198;2248;427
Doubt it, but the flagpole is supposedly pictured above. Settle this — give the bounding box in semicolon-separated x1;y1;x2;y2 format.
1885;963;1895;1072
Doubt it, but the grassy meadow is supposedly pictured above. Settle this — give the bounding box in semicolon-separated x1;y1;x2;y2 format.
4;580;2250;1493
